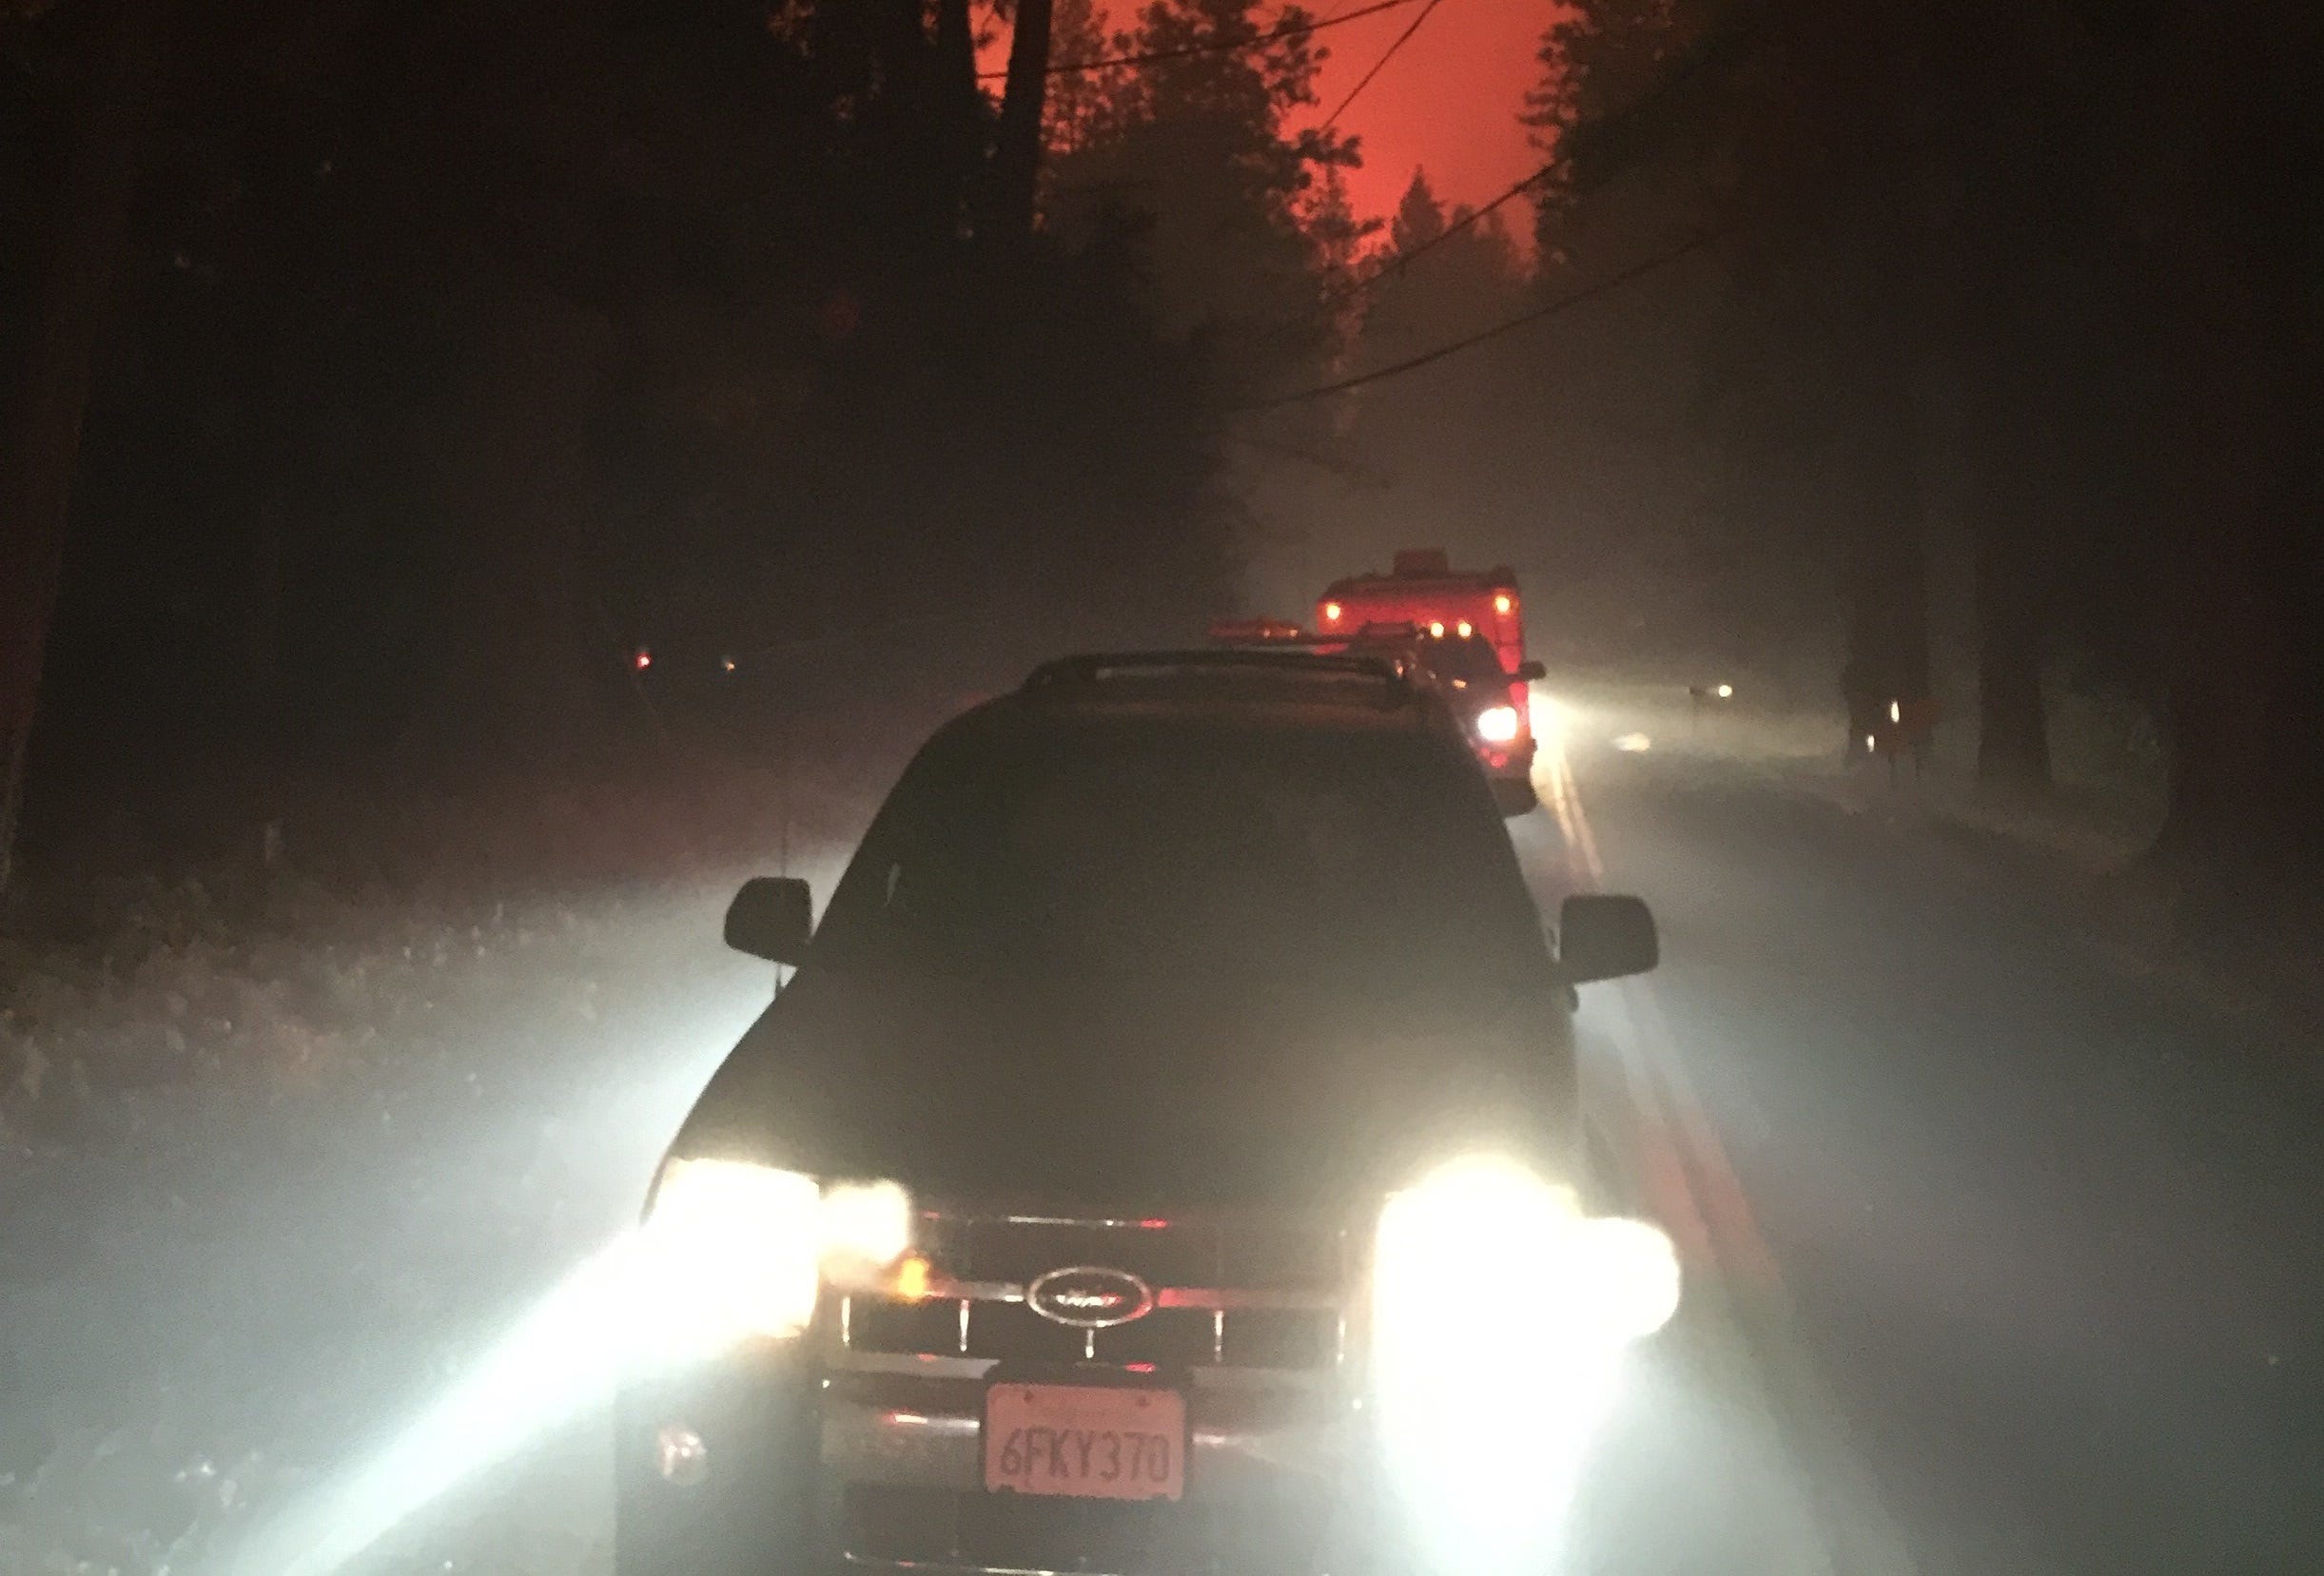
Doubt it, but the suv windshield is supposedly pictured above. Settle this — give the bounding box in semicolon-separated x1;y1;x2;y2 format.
813;717;1543;987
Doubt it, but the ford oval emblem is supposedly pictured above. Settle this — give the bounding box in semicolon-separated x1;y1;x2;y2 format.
1025;1266;1155;1329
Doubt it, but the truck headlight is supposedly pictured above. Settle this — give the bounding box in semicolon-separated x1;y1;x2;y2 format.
1474;705;1521;744
639;1158;910;1353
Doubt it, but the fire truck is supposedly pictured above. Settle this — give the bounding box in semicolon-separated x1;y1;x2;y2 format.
1316;552;1540;802
1212;551;1545;812
1317;550;1526;680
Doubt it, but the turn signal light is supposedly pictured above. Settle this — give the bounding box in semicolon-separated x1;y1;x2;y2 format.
890;1254;935;1302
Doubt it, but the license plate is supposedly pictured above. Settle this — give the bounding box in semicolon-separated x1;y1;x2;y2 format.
983;1384;1186;1501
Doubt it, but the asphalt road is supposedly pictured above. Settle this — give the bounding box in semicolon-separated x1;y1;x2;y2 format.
1528;730;2324;1576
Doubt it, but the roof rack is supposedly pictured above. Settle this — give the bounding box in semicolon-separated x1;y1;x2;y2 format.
1022;649;1416;693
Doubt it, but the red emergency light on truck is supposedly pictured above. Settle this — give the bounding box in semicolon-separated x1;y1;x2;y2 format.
1318;550;1525;677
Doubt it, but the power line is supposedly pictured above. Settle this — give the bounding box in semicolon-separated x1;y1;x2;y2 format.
1321;19;1760;307
1319;0;1446;126
1243;8;2139;413
1322;160;1550;304
1230;226;1729;409
977;0;1425;81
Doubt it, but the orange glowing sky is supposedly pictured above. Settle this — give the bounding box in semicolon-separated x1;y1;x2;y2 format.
1100;0;1562;235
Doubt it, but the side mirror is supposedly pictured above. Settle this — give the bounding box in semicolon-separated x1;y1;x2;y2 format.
1514;660;1547;683
725;877;813;965
1490;777;1540;817
1559;894;1657;983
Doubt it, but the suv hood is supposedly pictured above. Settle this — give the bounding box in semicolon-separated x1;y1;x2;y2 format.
669;965;1577;1210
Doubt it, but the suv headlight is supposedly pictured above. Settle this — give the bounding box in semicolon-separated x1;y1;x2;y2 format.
1370;1157;1680;1566
1373;1157;1579;1371
639;1158;910;1353
1373;1156;1678;1359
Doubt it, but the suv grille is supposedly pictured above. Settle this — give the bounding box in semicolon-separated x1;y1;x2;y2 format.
842;1212;1350;1372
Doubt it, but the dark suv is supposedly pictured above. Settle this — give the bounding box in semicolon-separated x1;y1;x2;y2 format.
617;652;1664;1576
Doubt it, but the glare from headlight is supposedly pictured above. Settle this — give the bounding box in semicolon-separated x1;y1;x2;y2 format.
636;1162;917;1353
641;1158;823;1350
1372;1155;1679;1355
1529;691;1568;745
1568;1215;1683;1341
1370;1157;1680;1573
1474;704;1521;744
820;1178;913;1282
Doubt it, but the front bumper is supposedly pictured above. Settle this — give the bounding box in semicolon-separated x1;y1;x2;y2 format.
621;1354;1387;1576
617;1195;1606;1576
825;1365;1360;1495
826;1367;1376;1573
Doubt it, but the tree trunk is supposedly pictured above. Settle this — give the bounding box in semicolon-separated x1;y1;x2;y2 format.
992;0;1055;238
869;0;928;87
934;0;976;115
1839;363;1930;748
932;0;981;232
1971;517;2051;786
0;0;163;894
2146;266;2299;879
424;288;614;763
1836;177;1934;749
2138;0;2323;922
1955;130;2058;791
245;482;288;731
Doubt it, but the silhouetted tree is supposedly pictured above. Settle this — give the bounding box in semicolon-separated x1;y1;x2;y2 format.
0;0;166;889
1045;0;1354;398
2131;0;2324;914
993;0;1055;237
1388;168;1444;254
1044;0;1112;158
1530;0;2323;916
10;0;1258;866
